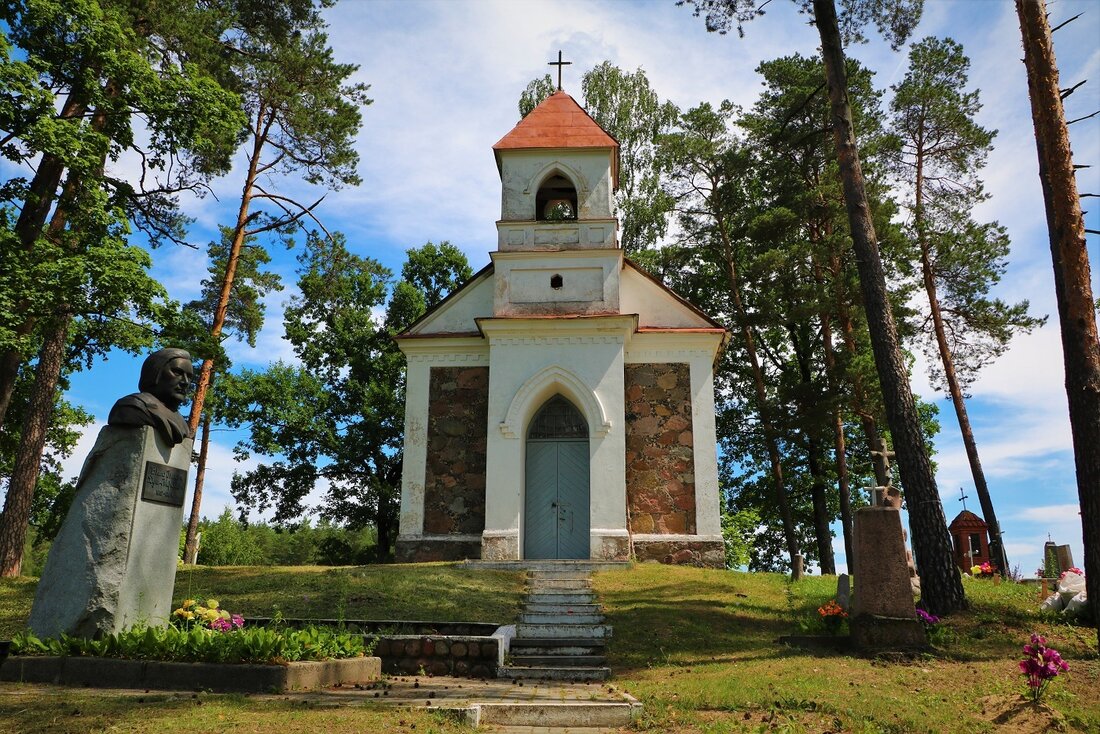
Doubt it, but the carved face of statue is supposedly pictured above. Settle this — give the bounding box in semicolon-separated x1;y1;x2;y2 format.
153;357;194;411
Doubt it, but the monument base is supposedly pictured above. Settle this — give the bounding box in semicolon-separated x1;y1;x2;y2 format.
28;425;192;639
850;614;928;653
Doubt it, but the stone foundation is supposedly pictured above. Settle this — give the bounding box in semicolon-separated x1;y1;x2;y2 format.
481;531;519;561
374;635;499;678
423;367;489;536
624;363;696;536
395;535;482;563
633;537;724;568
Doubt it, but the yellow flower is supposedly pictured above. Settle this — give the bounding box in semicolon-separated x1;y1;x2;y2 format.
183;599;196;609
219;610;230;620
182;610;194;620
206;599;219;609
970;565;982;576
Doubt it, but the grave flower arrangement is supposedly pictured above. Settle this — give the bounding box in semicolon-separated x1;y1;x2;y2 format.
817;599;847;633
970;561;996;578
172;598;244;632
1019;633;1069;702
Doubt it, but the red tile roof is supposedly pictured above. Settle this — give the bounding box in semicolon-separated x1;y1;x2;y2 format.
493;91;619;152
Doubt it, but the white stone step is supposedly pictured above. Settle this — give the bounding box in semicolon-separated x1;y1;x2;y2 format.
519;612;604;625
517;623;612;639
496;665;611;682
527;578;592;591
526;592;596;605
471;700;640;727
525;602;602;615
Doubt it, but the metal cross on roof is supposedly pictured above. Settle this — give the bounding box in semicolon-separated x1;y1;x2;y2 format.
958;487;969;511
548;50;572;90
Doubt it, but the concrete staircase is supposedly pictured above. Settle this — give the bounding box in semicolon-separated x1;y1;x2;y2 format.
499;566;612;682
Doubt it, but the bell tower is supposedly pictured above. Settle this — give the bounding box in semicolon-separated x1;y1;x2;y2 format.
490;89;622;317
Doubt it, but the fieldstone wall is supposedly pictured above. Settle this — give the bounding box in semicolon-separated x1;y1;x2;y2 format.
374;635;498;678
624;363;696;536
634;539;724;568
423;366;489;536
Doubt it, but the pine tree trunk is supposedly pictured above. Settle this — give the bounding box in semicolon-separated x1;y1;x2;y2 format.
0;311;70;576
182;107;269;556
814;0;965;615
914;147;1010;576
1016;0;1100;648
819;290;854;570
717;224;801;576
183;413;211;564
807;438;837;574
186;104;268;436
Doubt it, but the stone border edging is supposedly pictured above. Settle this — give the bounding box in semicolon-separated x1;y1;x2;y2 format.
0;655;380;693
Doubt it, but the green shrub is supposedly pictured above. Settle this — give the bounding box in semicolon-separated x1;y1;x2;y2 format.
10;623;372;665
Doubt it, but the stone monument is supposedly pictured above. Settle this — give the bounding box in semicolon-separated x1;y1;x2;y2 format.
28;349;195;638
850;505;927;652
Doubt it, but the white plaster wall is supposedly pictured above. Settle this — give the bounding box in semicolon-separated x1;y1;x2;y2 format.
625;332;725;538
481;317;635;559
395;342;490;543
498;149;614;221
620;265;714;329
407;271;494;335
492;249;622;317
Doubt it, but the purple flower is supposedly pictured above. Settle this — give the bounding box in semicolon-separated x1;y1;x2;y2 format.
1019;632;1069;701
916;608;940;626
231;614;245;629
210;617;232;632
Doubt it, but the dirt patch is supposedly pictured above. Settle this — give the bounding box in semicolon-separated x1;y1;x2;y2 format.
978;694;1068;733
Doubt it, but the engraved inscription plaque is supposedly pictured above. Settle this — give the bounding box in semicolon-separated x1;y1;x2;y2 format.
141;461;187;507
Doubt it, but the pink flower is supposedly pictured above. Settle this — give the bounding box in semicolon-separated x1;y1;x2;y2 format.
231;614;245;629
210;617;232;632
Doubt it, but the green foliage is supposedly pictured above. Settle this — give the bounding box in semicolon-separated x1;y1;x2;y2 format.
10;623;369;665
225;237;471;556
889;36;1044;391
720;508;758;569
193;508;268;566
189;513;378;567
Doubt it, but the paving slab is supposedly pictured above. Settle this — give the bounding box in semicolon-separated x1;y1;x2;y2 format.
2;675;639;728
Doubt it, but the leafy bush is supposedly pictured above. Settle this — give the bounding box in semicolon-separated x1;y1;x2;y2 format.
187;510;378;566
10;624;372;665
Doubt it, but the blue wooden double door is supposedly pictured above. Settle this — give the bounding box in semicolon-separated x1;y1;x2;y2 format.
524;395;590;560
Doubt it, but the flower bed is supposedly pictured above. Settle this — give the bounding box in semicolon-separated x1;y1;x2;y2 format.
0;599;381;692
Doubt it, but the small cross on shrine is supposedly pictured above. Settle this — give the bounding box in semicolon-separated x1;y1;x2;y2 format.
958;487;970;511
548;50;572;90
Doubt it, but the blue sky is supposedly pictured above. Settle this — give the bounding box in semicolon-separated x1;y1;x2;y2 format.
19;0;1100;576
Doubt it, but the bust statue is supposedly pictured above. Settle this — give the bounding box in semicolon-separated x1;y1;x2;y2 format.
108;348;195;446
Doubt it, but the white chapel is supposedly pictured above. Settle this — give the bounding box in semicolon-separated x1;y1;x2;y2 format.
394;88;727;566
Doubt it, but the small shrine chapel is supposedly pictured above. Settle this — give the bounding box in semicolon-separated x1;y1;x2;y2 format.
394;86;727;567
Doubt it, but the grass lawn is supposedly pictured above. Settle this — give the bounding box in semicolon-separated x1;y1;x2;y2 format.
2;563;1098;732
593;565;1099;732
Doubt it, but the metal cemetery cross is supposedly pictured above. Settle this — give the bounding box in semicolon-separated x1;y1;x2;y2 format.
548;50;572;90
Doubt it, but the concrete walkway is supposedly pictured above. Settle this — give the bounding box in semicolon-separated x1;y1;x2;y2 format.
2;675;640;730
308;674;641;728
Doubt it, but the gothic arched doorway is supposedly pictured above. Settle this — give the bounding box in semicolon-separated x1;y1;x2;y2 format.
524;395;590;559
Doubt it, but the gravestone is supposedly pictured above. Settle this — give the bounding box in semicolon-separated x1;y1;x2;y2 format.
836;573;850;611
28;349;194;639
850;505;927;652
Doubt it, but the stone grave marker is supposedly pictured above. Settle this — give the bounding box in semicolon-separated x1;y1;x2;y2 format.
850;505;926;652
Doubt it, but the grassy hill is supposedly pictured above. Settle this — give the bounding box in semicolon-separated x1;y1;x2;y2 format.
2;563;1098;732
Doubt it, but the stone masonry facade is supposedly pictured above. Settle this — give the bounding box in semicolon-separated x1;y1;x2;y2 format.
624;363;696;537
409;366;489;561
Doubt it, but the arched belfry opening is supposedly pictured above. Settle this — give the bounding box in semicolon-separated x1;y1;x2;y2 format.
535;172;578;221
524;395;590;559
